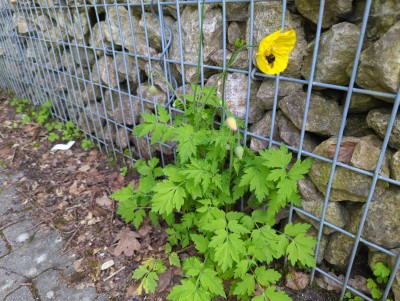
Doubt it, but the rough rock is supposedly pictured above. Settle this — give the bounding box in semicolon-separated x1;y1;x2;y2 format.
248;2;307;78
363;188;400;249
324;204;363;268
390;150;400;181
279;92;342;137
90;21;112;55
301;22;360;87
104;126;129;150
169;6;222;83
104;90;141;125
70;39;96;68
14;13;34;35
223;2;249;21
297;177;349;235
306;227;328;264
353;0;400;40
115;53;140;85
367;108;400;150
344;113;375;137
227;22;246;46
78;102;106;139
210;49;249;70
206;73;264;124
92;55;123;89
249;111;279;152
348;93;383;113
294;0;353;28
138;83;168;109
348;21;400;97
277;113;319;153
309;135;391;202
256;79;303;110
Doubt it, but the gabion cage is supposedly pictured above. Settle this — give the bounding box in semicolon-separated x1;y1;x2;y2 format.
0;0;399;300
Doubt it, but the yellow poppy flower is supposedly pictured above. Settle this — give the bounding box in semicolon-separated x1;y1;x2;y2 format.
256;29;296;75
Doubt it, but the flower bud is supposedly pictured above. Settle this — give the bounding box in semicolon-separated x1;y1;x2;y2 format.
226;117;237;131
148;85;157;96
234;145;244;160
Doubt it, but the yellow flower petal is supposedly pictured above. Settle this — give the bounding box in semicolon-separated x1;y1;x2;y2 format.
256;29;296;75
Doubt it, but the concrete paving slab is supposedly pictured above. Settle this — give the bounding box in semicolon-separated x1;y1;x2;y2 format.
0;268;27;300
35;269;98;301
0;236;9;258
2;219;38;249
0;185;27;216
0;228;71;278
4;286;35;301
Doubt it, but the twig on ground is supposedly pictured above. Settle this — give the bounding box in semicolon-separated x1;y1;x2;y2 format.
61;228;79;255
0;218;27;231
104;266;126;281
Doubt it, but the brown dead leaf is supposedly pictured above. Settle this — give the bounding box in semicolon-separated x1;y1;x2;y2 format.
317;272;344;292
156;269;172;293
96;195;113;210
114;228;141;257
327;141;357;163
348;275;370;294
78;164;91;172
285;269;310;290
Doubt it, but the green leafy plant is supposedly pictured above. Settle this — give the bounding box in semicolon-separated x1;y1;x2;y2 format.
132;258;167;294
120;166;128;177
81;138;95;150
366;262;392;300
110;83;316;300
344;291;364;301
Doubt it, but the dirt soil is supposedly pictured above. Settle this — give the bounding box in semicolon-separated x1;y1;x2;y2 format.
0;91;342;301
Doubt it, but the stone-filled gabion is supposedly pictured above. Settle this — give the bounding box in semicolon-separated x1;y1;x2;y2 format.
0;1;400;296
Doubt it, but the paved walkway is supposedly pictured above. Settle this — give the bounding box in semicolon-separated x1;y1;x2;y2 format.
0;168;109;301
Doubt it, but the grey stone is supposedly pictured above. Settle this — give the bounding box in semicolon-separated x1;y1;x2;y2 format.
353;0;400;40
348;93;383;113
278;92;342;137
92;55;122;89
223;2;249;21
348;21;400;98
301;22;360;87
139;13;175;52
227;22;246;46
306;227;328;264
138;83;168;109
367;108;400;150
70;41;96;68
104;126;129;150
105;90;141;126
131;135;158;161
297;177;349;235
206;73;264;124
309;135;390;202
5;286;35;301
0;268;26;299
256;79;303;110
210;49;249;70
324;204;363;268
249;111;279;152
90;21;112;56
170;6;222;83
277;113;319;153
363;188;400;249
2;219;38;249
294;0;352;28
115;53;140;85
344;113;375;137
0;228;71;278
0;185;26;216
14;13;34;35
390;150;400;181
36;269;97;301
248;2;307;78
0;236;9;258
77;103;106;139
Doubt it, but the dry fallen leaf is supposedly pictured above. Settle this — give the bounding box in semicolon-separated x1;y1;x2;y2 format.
285;269;310;290
78;164;91;172
156;269;172;293
114;228;141;257
101;260;115;271
96;194;113;210
317;272;344;292
327;141;357;163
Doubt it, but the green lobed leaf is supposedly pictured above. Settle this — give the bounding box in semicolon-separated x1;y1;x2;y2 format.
232;273;255;296
286;233;317;268
169;252;181;268
191;234;209;254
200;268;226;297
264;286;292;301
183;257;203;277
254;266;281;287
151;180;187;215
167;279;211;301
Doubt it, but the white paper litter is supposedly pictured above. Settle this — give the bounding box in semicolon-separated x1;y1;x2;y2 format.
50;141;75;151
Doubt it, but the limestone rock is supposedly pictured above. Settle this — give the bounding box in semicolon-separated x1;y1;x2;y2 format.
115;53;139;85
105;90;141;126
138;84;168;109
90;22;112;55
277;113;319;154
14;13;34;35
301;23;360;87
248;2;307;78
390;150;400;181
294;0;352;28
306;227;328;264
324;204;363;268
309;135;390;202
227;22;246;46
104;126;129;150
348;21;400;97
78;103;106;139
256;79;303;110
249;111;279;152
170;6;222;83
367;108;400;150
223;2;248;21
298;177;349;235
279;92;342;137
353;0;400;40
206;73;264;124
92;55;123;89
61;50;77;74
70;39;96;68
364;188;400;249
344;113;375;137
210;49;248;70
348;93;383;113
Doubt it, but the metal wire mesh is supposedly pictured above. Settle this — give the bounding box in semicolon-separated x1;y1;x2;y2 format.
0;1;399;300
